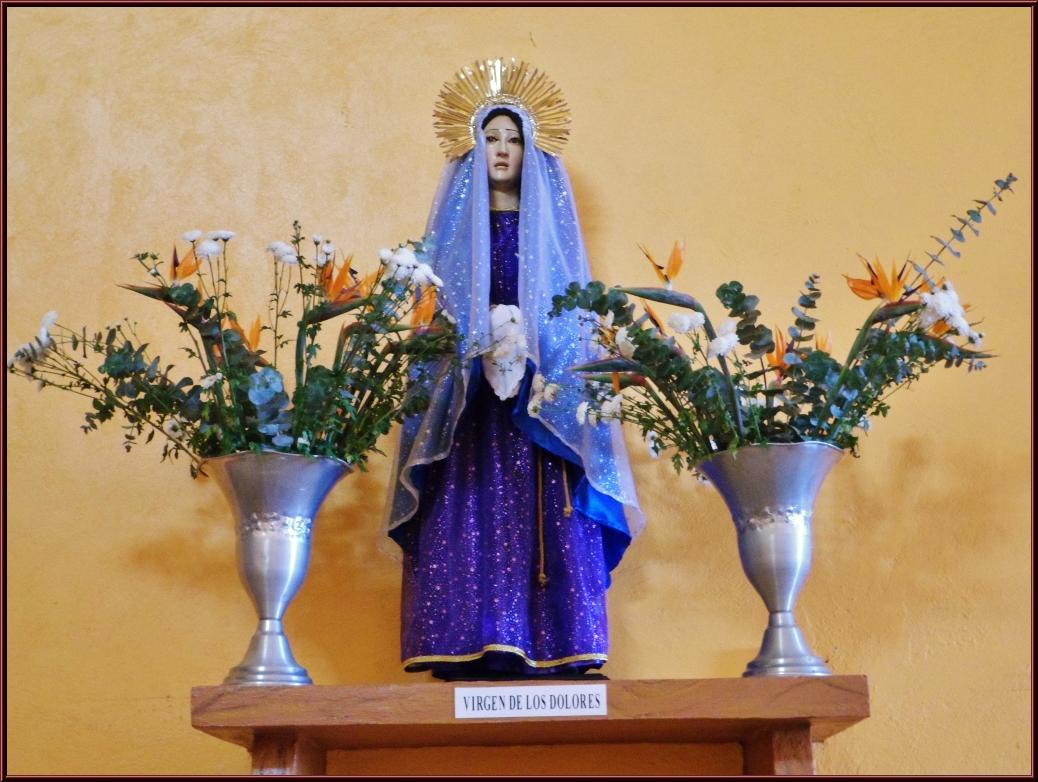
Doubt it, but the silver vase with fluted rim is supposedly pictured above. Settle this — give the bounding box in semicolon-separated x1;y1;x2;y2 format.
206;450;350;686
698;441;843;677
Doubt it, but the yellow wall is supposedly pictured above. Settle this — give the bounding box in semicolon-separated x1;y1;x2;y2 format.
6;7;1031;775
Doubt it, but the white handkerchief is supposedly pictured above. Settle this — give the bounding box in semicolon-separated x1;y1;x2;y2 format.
483;304;528;400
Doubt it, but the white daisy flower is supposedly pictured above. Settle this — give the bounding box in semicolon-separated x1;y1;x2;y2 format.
708;319;739;358
392;246;418;267
600;394;623;419
277;250;299;266
196;239;222;260
576;400;589;425
527;395;543;416
411;263;444;288
38;311;59;347
647;431;662;459
616;326;636;359
386;247;420;281
920;281;982;344
667;311;705;334
199;372;224;389
7;345;35;373
267;241;293;256
162;417;186;440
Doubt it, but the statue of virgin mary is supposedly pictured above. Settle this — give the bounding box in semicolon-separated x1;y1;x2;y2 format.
384;58;643;679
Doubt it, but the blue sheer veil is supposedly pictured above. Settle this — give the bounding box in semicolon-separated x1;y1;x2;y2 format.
383;104;644;568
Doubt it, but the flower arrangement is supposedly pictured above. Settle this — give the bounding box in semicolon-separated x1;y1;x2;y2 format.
549;174;1018;472
7;223;457;476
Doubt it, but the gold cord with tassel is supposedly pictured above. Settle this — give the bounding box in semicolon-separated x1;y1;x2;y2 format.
560;456;573;518
536;450;549;588
537;453;575;589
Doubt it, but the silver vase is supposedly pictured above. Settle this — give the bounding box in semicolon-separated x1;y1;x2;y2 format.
206;451;349;686
698;441;843;677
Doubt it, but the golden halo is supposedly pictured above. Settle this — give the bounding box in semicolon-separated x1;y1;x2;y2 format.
433;57;571;158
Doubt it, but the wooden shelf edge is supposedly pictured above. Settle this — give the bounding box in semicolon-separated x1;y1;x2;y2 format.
191;675;870;752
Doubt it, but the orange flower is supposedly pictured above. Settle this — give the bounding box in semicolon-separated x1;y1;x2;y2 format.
319;254;337;285
321;254;359;303
844;257;907;302
815;330;833;354
358;270;379;298
411;285;437;327
637;240;685;288
643;302;667;333
665;240;685;281
918;275;944;293
171;245;200;282
224;314;262;351
765;327;790;376
928;304;973;338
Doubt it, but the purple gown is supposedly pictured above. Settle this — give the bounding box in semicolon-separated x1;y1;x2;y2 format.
397;210;609;676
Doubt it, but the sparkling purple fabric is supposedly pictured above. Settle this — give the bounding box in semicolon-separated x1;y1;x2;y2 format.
396;212;609;675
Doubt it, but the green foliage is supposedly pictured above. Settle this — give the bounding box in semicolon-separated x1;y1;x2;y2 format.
548;175;1016;473
8;229;459;477
717;281;773;358
789;273;822;348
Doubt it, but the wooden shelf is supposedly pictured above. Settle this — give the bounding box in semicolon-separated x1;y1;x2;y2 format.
191;675;869;775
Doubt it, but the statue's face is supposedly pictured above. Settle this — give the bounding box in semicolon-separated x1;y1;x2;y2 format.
483;114;523;191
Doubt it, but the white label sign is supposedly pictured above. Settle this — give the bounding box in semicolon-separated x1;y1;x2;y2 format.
454;684;608;719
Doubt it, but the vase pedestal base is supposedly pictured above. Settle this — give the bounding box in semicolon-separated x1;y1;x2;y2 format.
224;619;312;686
744;612;831;677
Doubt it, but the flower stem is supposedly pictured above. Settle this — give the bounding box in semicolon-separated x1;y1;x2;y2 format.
696;307;745;441
825;304;885;443
25;351;204;469
644;381;711;456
